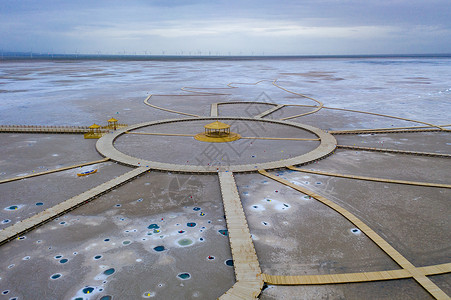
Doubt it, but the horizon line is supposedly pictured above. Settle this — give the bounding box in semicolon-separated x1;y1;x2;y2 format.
1;51;451;61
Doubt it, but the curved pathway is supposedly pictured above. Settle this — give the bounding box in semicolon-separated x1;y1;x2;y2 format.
272;80;324;119
258;169;450;299
141;79;449;135
143;79;324;120
143;94;201;117
96;117;337;173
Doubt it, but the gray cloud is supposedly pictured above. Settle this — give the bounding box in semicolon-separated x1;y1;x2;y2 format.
1;0;450;55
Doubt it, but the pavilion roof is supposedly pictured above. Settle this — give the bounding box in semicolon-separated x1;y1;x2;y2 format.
204;121;230;130
108;118;118;122
89;123;101;129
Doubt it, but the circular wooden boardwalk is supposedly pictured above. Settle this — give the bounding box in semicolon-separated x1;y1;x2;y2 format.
95;117;337;173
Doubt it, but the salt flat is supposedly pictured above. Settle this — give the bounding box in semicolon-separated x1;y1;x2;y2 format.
0;56;450;299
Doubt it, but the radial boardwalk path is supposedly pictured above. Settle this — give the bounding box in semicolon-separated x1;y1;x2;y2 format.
0;158;110;184
211;103;219;117
337;145;451;158
0;166;149;246
262;262;451;285
218;171;264;299
258;170;450;300
211;102;284;119
254;104;285;119
287;166;451;188
328;125;449;135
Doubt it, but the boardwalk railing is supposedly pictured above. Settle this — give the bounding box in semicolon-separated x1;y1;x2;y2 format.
0;125;91;134
0;124;128;134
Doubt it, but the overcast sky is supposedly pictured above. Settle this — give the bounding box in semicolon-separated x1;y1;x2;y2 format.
1;0;450;55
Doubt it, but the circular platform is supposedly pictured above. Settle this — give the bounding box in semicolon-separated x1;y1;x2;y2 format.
96;117;337;173
194;132;241;143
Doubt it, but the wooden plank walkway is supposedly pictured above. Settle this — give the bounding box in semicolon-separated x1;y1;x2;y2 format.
330;127;450;135
96;117;337;173
214;101;279;118
338;145;451;158
0;158;110;184
287;166;451;189
211;103;218;117
332;128;443;135
242;136;319;141
292;105;450;132
125;131;195;137
144;95;201;117
329;124;451;135
271;80;324;120
125;131;318;141
0;167;149;247
258;169;449;300
0;125;89;134
254;104;285;119
218;171;263;299
263;262;451;285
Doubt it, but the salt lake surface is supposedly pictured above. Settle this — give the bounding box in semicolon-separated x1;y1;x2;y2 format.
0;56;450;299
1;57;450;125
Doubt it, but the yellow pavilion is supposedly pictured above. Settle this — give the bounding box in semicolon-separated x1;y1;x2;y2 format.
194;121;241;143
107;118;118;130
84;124;103;139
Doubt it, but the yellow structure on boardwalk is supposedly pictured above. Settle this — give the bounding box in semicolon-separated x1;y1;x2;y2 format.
194;121;241;143
106;118;118;130
103;117;127;131
84;118;128;139
84;124;103;139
